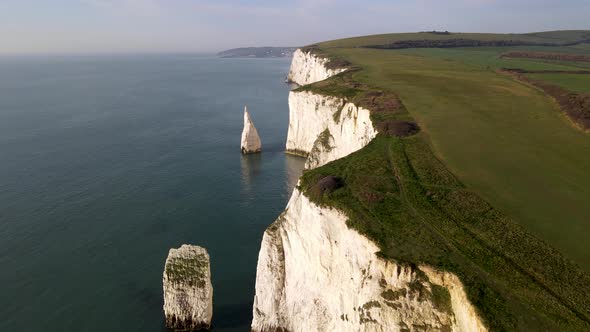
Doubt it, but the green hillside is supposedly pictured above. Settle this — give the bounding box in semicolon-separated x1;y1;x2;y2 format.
299;31;590;331
319;30;590;48
528;73;590;92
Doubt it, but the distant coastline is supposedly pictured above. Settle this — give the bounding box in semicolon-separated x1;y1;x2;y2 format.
217;47;298;58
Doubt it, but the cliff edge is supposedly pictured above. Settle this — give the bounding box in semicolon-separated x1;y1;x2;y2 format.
287;49;347;86
253;188;485;331
252;49;486;332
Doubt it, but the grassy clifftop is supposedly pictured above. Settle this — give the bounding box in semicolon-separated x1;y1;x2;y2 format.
297;31;590;331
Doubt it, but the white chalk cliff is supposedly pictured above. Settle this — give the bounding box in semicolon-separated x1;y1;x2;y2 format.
241;106;262;154
251;48;487;332
252;189;486;332
286;91;376;169
287;49;347;86
164;244;213;331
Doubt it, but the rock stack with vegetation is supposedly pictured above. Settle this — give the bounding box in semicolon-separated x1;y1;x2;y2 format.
163;245;213;331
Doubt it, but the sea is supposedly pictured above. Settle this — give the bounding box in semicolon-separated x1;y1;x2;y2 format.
0;54;304;331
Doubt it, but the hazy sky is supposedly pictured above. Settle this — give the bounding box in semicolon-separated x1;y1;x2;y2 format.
0;0;588;54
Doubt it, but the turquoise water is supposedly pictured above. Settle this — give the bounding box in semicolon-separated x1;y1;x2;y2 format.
0;55;304;331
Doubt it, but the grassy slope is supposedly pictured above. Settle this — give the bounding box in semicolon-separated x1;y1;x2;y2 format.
527;73;590;92
573;43;590;51
297;31;590;330
322;44;590;270
319;30;590;48
301;136;590;331
393;46;590;70
394;46;590;85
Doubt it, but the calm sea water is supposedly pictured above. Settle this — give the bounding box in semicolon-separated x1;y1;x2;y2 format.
0;54;304;331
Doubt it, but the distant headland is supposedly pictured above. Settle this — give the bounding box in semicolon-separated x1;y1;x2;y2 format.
217;47;298;58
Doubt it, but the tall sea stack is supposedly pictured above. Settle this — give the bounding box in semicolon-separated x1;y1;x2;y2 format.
241;106;262;154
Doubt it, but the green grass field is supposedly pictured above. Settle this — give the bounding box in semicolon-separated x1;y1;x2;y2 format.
319;30;590;48
301;135;590;331
320;45;590;270
570;43;590;51
396;46;590;70
527;73;590;92
298;31;590;330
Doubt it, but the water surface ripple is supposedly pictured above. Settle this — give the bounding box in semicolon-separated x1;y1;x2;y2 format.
0;54;304;331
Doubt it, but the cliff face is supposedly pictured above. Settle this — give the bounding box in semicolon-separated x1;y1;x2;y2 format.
252;49;487;331
286;91;376;169
252;189;486;332
287;49;347;86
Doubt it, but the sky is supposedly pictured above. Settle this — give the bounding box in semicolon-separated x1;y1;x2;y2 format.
0;0;588;54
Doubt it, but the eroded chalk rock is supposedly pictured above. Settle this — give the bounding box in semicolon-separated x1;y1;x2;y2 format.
163;244;213;331
287;49;347;86
241;106;262;154
251;188;487;332
286;91;376;169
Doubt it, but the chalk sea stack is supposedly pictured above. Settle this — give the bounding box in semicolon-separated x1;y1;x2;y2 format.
241;106;262;154
163;245;213;331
